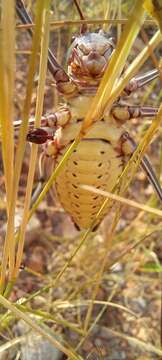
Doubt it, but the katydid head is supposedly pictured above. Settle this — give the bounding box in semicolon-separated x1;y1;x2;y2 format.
68;31;114;82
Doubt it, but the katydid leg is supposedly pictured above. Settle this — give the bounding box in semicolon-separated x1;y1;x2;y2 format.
124;68;159;95
16;0;78;96
111;104;158;123
122;132;162;202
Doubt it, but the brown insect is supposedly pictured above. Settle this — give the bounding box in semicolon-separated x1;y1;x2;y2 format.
16;0;162;230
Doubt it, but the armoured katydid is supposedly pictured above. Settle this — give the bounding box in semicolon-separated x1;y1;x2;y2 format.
16;0;162;230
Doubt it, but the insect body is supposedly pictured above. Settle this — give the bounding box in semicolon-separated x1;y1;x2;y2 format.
17;1;162;230
44;109;127;230
35;31;158;230
36;32;135;230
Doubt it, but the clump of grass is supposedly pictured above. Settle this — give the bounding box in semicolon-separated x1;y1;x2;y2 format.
0;0;51;295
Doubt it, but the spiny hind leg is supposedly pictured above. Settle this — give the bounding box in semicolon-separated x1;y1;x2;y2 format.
120;131;162;202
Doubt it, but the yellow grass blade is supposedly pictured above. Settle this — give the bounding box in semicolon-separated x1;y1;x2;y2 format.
16;19;158;31
0;0;49;294
144;0;162;33
106;30;161;110
81;185;162;217
80;0;145;133
86;103;162;230
0;0;15;209
0;0;16;292
14;0;51;278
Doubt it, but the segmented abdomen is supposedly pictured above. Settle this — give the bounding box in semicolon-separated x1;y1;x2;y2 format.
55;120;124;229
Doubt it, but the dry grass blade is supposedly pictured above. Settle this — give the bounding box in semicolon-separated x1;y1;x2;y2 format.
1;0;50;295
81;185;162;217
0;295;82;360
103;0;118;33
144;0;162;33
14;0;51;279
87;104;162;230
79;74;162;332
101;327;162;356
106;30;161;109
16;18;158;31
80;106;162;334
0;0;15;208
0;335;26;354
51;300;137;317
82;211;121;333
143;2;162;348
0;0;16;292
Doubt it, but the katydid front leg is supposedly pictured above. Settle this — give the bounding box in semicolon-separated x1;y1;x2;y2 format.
16;0;78;97
26;106;72;205
124;68;159;95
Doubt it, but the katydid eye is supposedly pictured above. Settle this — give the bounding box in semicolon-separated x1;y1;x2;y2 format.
78;43;90;55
